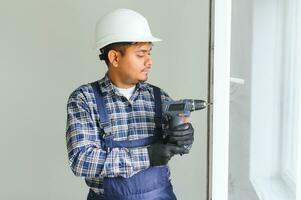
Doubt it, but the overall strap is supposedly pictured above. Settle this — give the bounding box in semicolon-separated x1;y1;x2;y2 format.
150;85;163;130
90;81;111;135
103;135;160;149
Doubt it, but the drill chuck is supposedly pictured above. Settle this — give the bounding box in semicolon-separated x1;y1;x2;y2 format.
193;100;208;111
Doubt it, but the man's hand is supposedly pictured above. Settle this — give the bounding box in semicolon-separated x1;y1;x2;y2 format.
147;142;189;166
165;123;194;147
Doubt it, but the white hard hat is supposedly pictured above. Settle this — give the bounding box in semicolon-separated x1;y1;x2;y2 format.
95;8;162;50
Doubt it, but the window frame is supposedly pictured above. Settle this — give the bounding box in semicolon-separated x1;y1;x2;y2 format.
249;0;300;199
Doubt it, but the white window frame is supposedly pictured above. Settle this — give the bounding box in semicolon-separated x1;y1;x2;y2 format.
280;0;300;191
249;0;301;199
248;0;287;199
209;0;231;199
210;0;301;199
295;1;301;199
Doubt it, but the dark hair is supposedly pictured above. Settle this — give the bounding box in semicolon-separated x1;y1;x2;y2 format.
99;42;153;66
99;42;134;66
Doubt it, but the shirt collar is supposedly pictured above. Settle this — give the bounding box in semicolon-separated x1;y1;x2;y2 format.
97;73;115;95
98;73;151;96
136;81;149;91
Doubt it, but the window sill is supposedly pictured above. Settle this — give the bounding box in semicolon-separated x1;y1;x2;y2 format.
250;176;295;200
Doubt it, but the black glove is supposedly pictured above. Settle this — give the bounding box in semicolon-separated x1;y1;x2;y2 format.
165;123;194;147
147;141;189;166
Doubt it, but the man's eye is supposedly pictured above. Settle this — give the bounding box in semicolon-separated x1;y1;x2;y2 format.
137;54;144;57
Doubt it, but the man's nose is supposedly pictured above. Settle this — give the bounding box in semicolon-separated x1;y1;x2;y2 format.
145;55;152;67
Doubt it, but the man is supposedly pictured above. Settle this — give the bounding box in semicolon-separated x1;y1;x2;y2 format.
66;9;194;200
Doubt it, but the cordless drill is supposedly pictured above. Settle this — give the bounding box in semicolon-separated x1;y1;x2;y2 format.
162;99;210;149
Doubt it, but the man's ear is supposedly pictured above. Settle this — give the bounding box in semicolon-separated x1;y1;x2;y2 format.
108;50;120;67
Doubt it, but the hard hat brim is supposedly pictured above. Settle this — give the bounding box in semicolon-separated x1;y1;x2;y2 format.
94;35;162;51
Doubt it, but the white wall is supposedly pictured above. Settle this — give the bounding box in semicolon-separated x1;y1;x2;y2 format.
0;1;209;200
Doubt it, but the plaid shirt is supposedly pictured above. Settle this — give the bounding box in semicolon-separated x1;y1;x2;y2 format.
66;74;171;193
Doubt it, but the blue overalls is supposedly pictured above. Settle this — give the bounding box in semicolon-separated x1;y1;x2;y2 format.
88;81;177;200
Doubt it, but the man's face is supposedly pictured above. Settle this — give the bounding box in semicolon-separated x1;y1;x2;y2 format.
114;42;153;86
